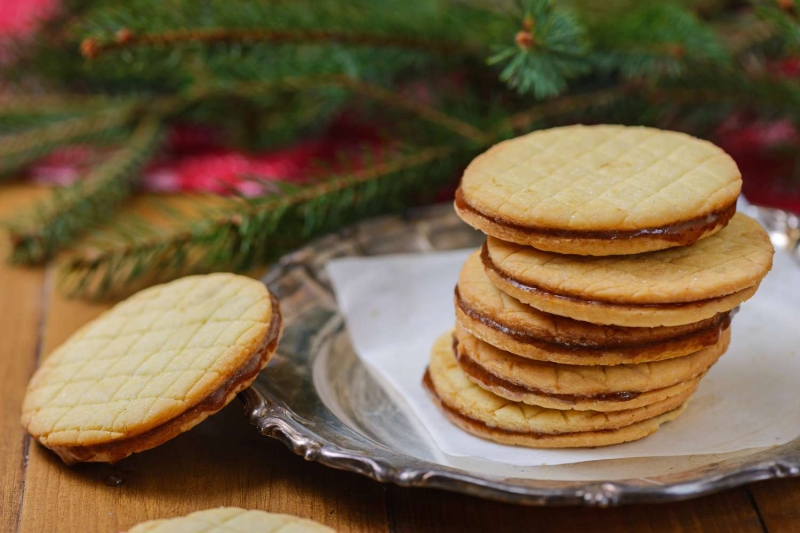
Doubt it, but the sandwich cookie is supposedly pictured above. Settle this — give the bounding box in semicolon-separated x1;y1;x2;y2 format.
21;273;283;464
456;250;731;365
483;213;773;327
423;333;691;448
454;326;728;412
126;507;334;533
455;124;741;256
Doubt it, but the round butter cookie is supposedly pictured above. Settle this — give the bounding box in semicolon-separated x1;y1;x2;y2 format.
126;507;333;533
455;124;741;255
454;326;727;412
456;250;731;365
21;273;283;464
483;213;773;327
424;333;691;448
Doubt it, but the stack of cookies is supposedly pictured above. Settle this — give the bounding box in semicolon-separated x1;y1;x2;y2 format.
423;125;775;448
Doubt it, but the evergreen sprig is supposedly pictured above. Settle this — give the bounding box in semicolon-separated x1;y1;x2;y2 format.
0;105;137;180
26;0;501;96
190;75;492;144
589;3;730;80
1;74;483;266
4;116;162;264
753;0;800;52
57;145;470;299
0;95;135;133
488;0;590;98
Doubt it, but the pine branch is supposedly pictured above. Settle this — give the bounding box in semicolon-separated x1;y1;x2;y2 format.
498;87;627;134
722;14;776;54
0;95;140;134
650;70;800;116
4;116;163;264
0;105;137;180
588;4;730;81
753;0;800;52
0;94;132;115
79;28;478;59
57;145;470;299
327;77;490;144
191;75;490;144
487;0;590;98
43;0;505;95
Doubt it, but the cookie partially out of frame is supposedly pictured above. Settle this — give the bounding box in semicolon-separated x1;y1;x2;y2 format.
126;507;334;533
454;325;727;412
483;213;773;327
456;250;731;365
456;124;741;256
423;333;691;448
21;274;283;464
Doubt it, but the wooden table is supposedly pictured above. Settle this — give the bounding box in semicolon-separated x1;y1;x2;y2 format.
2;184;799;533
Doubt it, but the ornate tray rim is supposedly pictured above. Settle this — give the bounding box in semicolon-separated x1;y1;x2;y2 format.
243;203;800;507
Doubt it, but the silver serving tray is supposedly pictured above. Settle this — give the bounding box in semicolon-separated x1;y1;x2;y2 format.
244;203;800;507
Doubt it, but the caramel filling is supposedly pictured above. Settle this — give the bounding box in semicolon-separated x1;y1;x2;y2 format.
481;244;739;309
52;294;284;464
456;187;737;243
455;286;730;355
423;370;679;438
453;337;667;404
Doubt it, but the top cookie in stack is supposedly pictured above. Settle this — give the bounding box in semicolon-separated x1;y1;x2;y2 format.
421;124;774;449
455;124;742;256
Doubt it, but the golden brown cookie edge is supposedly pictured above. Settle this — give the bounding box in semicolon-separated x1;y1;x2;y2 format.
43;294;284;464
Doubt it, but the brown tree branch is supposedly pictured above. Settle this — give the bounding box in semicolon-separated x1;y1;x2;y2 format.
80;28;479;59
190;75;490;144
498;88;624;133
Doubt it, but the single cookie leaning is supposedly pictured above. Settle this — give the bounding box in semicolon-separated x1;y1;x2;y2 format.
456;250;731;365
423;333;691;448
126;507;334;533
21;274;283;464
455;326;728;412
455;124;741;256
483;213;774;327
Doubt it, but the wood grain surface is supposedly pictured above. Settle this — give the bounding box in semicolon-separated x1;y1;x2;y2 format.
1;183;798;533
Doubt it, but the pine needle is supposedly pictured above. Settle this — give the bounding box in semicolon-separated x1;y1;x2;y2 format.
196;75;491;144
57;145;469;299
588;4;730;81
0;104;137;180
487;0;590;98
4;115;163;264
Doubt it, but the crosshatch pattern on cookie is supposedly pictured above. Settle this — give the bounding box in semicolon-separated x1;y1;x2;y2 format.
22;274;272;447
428;333;693;434
127;508;335;533
486;213;773;304
461;125;741;230
457;250;725;344
456;326;727;396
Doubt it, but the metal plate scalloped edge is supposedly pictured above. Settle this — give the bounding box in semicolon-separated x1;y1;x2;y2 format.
244;203;800;507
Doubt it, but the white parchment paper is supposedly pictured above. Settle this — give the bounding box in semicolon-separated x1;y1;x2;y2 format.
326;247;800;466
